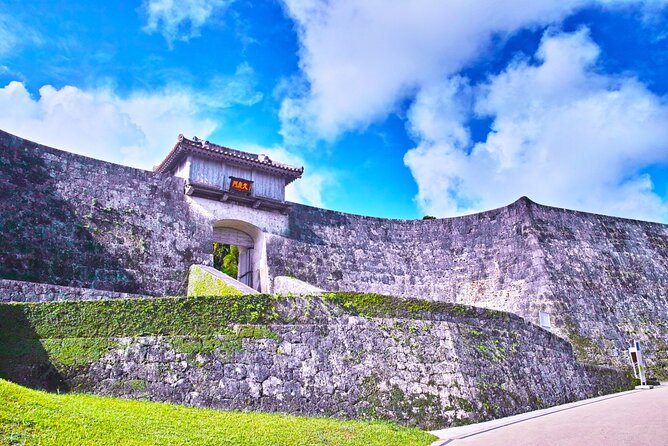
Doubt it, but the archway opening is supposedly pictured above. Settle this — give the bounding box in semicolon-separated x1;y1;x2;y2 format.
211;220;265;291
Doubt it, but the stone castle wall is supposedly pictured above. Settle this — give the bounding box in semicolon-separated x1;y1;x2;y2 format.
0;130;212;295
267;202;668;376
0;279;144;302
1;295;629;429
1;129;666;377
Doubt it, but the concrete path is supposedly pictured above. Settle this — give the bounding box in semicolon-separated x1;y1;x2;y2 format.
431;384;668;446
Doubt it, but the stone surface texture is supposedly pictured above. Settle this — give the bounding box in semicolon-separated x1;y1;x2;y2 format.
0;279;144;302
13;298;629;429
273;275;324;295
187;265;257;296
267;203;668;377
1;129;666;379
0;130;211;295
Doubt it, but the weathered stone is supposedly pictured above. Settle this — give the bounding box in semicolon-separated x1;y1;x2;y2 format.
30;308;627;429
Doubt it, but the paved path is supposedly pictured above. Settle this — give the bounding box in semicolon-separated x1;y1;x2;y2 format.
431;384;668;446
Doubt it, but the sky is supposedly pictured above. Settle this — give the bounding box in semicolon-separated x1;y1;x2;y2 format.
1;1;668;222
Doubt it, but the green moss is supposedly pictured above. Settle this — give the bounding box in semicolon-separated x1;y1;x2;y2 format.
40;338;118;368
167;327;281;358
461;327;507;362
187;265;243;297
0;337;117;370
127;379;146;391
451;396;473;412
563;322;602;363
0;294;279;339
234;325;282;342
168;336;242;357
321;292;494;320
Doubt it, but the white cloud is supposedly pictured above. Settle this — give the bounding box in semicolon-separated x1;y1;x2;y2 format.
0;81;216;169
278;0;667;142
0;78;324;206
0;60;263;169
236;143;332;207
404;29;668;222
203;62;264;108
142;0;231;46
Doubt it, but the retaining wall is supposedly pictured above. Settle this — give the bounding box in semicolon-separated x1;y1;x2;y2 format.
0;294;629;429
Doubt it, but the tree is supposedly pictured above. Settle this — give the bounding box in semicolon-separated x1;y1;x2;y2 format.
213;243;238;278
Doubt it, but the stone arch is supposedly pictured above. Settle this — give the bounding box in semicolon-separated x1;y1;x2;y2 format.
212;219;268;292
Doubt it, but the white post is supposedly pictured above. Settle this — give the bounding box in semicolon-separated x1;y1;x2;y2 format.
628;340;651;388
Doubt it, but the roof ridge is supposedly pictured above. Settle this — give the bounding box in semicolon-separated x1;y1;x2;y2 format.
154;135;304;178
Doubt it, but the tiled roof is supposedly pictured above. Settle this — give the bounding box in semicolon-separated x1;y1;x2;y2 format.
154;134;304;179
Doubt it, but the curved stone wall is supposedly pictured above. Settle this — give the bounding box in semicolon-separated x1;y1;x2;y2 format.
0;130;212;295
0;295;629;429
1;129;666;378
267;201;668;376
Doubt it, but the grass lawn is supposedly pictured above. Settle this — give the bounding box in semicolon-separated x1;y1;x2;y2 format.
0;379;436;446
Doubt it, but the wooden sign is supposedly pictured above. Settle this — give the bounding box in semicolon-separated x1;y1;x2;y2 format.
229;177;253;194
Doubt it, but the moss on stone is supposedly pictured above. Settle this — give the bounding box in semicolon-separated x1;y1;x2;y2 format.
0;337;117;369
168;327;282;357
40;338;119;368
169;336;243;357
187;265;243;297
128;379;146;391
321;292;494;320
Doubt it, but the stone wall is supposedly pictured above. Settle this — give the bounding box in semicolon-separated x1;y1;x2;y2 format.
1;129;666;377
0;295;629;429
0;130;211;295
267;201;668;377
0;279;144;302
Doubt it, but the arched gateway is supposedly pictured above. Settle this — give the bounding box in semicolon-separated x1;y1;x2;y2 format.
212;220;260;289
154;135;303;292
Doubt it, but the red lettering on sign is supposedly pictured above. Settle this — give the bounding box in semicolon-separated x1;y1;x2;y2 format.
230;178;252;192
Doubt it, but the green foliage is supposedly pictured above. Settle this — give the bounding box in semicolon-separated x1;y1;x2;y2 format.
0;379;436;446
234;325;282;341
40;338;118;368
321;292;487;320
167;328;281;357
0;294;279;339
187;265;243;297
461;328;507;362
0;293;512;344
213;243;238;278
451;396;474;413
0;337;117;370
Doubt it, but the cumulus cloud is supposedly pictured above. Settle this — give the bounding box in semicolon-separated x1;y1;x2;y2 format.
278;0;667;142
203;62;264;108
236;143;332;207
404;29;668;221
142;0;231;46
0;81;217;169
0;60;263;169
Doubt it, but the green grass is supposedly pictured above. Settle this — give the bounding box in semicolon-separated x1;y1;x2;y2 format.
0;379;436;446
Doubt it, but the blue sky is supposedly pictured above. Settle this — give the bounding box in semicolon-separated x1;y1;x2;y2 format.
1;1;668;221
